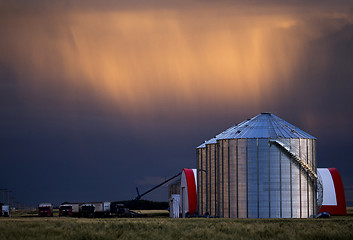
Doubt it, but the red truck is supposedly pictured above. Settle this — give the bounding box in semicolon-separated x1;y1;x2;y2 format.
38;203;53;217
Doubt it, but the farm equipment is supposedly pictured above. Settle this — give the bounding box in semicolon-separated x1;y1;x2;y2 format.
59;203;80;217
112;172;182;217
78;202;111;218
57;172;182;218
59;204;73;217
80;204;95;218
38;203;53;217
90;202;111;217
109;203;132;217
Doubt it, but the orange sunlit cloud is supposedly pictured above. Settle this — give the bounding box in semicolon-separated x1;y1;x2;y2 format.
1;4;350;119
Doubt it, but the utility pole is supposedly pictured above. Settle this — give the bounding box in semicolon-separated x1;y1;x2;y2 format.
10;197;15;209
0;189;7;204
7;190;12;206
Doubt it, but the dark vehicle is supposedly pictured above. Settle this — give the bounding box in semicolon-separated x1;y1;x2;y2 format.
59;204;72;217
81;204;95;218
316;212;330;218
110;203;130;217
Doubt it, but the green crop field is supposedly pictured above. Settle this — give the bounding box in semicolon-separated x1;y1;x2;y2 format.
1;208;353;240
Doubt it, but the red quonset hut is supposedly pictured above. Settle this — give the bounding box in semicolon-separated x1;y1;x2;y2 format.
180;168;197;217
318;168;347;215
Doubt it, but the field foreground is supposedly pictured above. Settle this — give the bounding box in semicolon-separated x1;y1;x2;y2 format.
1;209;353;240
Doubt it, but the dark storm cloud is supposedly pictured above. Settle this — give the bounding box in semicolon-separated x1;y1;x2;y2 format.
283;16;353;190
1;0;353;206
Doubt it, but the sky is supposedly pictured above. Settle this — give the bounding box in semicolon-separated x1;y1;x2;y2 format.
1;0;353;207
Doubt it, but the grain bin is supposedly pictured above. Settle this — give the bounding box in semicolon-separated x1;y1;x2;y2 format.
196;142;207;215
196;120;250;216
197;113;318;218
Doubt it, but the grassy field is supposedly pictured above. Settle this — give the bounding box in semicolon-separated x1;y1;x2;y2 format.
1;208;352;240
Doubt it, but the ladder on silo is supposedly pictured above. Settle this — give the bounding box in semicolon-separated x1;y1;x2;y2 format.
269;140;323;212
269;140;317;182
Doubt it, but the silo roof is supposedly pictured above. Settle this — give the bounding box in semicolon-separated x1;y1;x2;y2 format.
217;113;316;139
196;137;216;149
196;142;206;149
196;119;251;148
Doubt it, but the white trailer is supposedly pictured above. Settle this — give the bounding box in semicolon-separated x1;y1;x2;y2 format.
92;202;111;217
71;203;80;216
94;202;104;212
103;202;111;216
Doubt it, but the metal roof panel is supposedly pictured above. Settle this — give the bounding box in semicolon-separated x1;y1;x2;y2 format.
216;113;316;140
196;113;315;148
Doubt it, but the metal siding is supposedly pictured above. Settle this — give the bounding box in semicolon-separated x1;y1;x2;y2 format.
270;143;281;218
197;147;207;216
291;139;301;218
208;144;216;216
222;140;230;218
229;139;237;218
247;139;258;218
258;139;269;218
307;139;315;217
308;178;313;217
281;139;291;218
300;138;308;218
308;139;313;170
307;139;313;217
208;144;212;216
206;145;210;215
201;148;207;215
238;139;247;218
217;141;223;217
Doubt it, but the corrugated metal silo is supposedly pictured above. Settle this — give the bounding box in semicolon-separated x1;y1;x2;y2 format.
206;138;217;216
196;138;218;216
197;113;318;218
196;142;207;215
196;121;249;216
